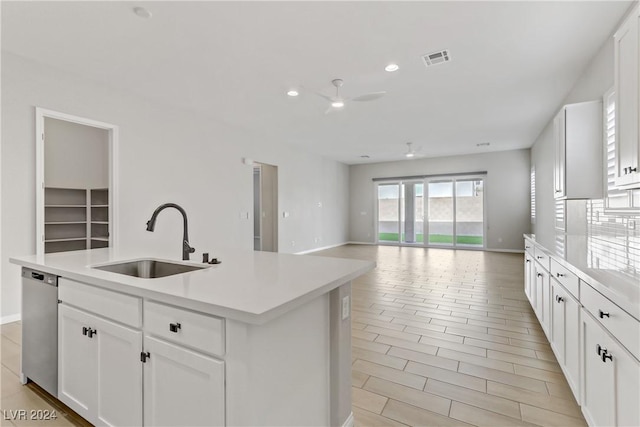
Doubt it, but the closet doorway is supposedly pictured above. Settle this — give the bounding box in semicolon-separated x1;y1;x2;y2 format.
253;162;278;252
35;108;118;256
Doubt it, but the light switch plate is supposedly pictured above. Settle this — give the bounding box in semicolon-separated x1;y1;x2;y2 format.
342;296;350;320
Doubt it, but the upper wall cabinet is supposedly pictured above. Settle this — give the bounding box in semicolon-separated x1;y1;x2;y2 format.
554;101;603;200
614;4;640;189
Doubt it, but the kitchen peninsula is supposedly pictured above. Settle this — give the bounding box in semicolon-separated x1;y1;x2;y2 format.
11;248;375;426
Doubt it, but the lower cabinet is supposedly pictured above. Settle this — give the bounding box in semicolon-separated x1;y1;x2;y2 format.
549;280;580;398
533;262;551;335
581;309;640;427
58;304;143;427
524;255;533;303
143;335;225;427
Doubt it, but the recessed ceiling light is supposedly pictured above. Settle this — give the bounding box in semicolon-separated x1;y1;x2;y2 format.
385;63;399;72
287;90;299;97
133;7;152;19
331;101;345;108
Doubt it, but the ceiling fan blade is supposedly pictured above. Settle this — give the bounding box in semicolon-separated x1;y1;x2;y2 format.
313;91;334;103
351;91;386;102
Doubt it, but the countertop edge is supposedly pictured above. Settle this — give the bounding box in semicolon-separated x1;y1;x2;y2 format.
10;255;375;325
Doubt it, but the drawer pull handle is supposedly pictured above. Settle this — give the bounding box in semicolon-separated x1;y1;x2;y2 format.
598;310;610;319
87;328;97;338
525;246;531;249
82;326;89;336
536;256;543;259
555;295;564;303
596;344;606;356
602;351;613;362
169;322;182;333
537;273;543;278
526;259;531;263
556;273;565;278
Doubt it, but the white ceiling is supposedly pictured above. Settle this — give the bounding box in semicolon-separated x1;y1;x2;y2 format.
1;1;633;164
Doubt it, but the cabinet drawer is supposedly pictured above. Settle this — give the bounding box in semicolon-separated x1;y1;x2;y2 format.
59;278;141;328
549;259;579;300
524;240;535;256
144;301;224;357
534;247;550;271
581;283;639;360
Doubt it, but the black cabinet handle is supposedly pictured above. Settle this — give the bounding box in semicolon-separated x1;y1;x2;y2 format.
169;322;181;333
87;329;97;338
599;309;610;319
526;259;531;263
602;351;613;362
537;256;544;259
556;273;565;278
555;295;564;303
537;273;543;277
597;344;605;356
82;327;89;336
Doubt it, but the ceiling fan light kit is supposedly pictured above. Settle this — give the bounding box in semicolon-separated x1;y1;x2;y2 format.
310;78;386;114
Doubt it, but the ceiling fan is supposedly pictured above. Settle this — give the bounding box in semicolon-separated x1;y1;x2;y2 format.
404;142;422;158
314;79;386;114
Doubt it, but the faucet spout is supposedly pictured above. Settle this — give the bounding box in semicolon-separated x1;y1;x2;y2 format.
146;203;195;260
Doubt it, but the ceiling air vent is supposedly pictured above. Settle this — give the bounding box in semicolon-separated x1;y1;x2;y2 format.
422;49;451;68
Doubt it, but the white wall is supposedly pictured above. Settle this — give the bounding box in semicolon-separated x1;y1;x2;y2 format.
348;149;531;251
44;117;109;189
1;52;350;321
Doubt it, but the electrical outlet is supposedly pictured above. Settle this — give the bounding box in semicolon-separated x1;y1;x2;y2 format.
341;296;350;320
282;211;290;218
291;240;295;247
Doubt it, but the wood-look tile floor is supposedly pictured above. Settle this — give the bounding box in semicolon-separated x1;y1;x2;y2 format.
314;244;587;427
1;244;587;426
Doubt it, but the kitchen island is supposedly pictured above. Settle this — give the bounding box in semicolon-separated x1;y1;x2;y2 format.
11;247;375;427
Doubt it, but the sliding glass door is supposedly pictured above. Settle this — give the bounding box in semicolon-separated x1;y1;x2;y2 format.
377;176;484;248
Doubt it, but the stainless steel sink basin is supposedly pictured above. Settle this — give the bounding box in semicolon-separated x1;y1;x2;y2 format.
92;259;206;278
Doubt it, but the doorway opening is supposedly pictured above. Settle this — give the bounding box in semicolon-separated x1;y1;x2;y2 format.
376;175;485;249
253;162;278;252
35;108;118;256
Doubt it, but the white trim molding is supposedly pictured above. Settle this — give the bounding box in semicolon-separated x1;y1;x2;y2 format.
0;313;21;325
295;242;348;255
35;107;119;256
342;411;354;427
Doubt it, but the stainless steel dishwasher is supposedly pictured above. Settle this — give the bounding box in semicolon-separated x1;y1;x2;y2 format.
21;267;59;397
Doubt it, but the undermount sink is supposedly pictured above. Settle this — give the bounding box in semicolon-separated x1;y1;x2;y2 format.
92;259;207;278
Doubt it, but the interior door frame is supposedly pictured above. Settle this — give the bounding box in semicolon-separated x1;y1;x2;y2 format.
35;107;119;256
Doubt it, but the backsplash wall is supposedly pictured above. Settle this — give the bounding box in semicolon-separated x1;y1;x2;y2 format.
586;190;640;277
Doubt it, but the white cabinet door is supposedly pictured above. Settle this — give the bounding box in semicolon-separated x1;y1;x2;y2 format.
95;316;142;427
58;304;97;421
581;309;640;427
524;255;533;303
554;110;566;199
533;263;550;335
550;282;580;399
614;5;640;189
143;335;225;427
59;304;142;427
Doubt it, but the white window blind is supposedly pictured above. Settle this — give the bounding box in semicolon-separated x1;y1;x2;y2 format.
604;88;632;208
530;167;535;223
555;199;565;231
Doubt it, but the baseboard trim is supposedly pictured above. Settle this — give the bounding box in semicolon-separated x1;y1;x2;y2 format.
342;412;354;427
1;313;21;325
485;248;525;254
346;241;376;245
295;242;349;255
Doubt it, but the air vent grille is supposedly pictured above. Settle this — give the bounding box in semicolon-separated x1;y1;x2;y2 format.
422;49;451;67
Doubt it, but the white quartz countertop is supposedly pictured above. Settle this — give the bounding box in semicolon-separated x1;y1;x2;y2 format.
10;248;375;324
524;234;639;321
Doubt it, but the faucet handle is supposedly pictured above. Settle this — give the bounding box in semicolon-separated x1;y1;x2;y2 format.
184;240;196;253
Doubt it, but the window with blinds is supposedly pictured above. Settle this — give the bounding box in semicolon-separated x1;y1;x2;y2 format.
604;88;635;210
530;167;535;223
555;199;565;231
